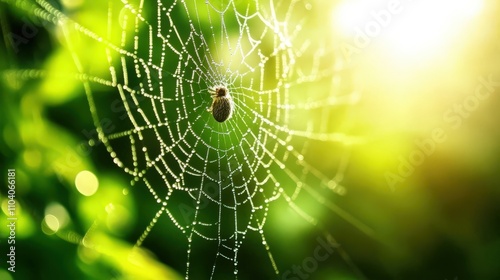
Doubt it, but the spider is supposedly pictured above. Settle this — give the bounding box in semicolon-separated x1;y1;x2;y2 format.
208;85;233;122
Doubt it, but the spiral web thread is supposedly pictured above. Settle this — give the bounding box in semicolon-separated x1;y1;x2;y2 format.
5;0;365;278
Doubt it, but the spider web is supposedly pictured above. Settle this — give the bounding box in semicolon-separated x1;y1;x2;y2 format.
4;0;365;278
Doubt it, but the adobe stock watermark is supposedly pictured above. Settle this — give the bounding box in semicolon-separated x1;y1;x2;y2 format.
6;169;17;273
6;0;62;53
386;75;500;190
280;235;339;280
8;17;41;54
341;0;411;63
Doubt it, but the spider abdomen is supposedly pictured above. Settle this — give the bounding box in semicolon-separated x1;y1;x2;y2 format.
211;96;233;122
208;85;233;122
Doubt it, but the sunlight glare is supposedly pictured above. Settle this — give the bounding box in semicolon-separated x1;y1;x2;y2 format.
332;0;485;60
384;0;485;57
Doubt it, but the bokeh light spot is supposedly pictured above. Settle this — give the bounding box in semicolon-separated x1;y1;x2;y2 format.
42;214;60;235
75;170;99;196
45;203;70;229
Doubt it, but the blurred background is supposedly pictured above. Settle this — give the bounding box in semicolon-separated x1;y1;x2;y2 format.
1;0;500;279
